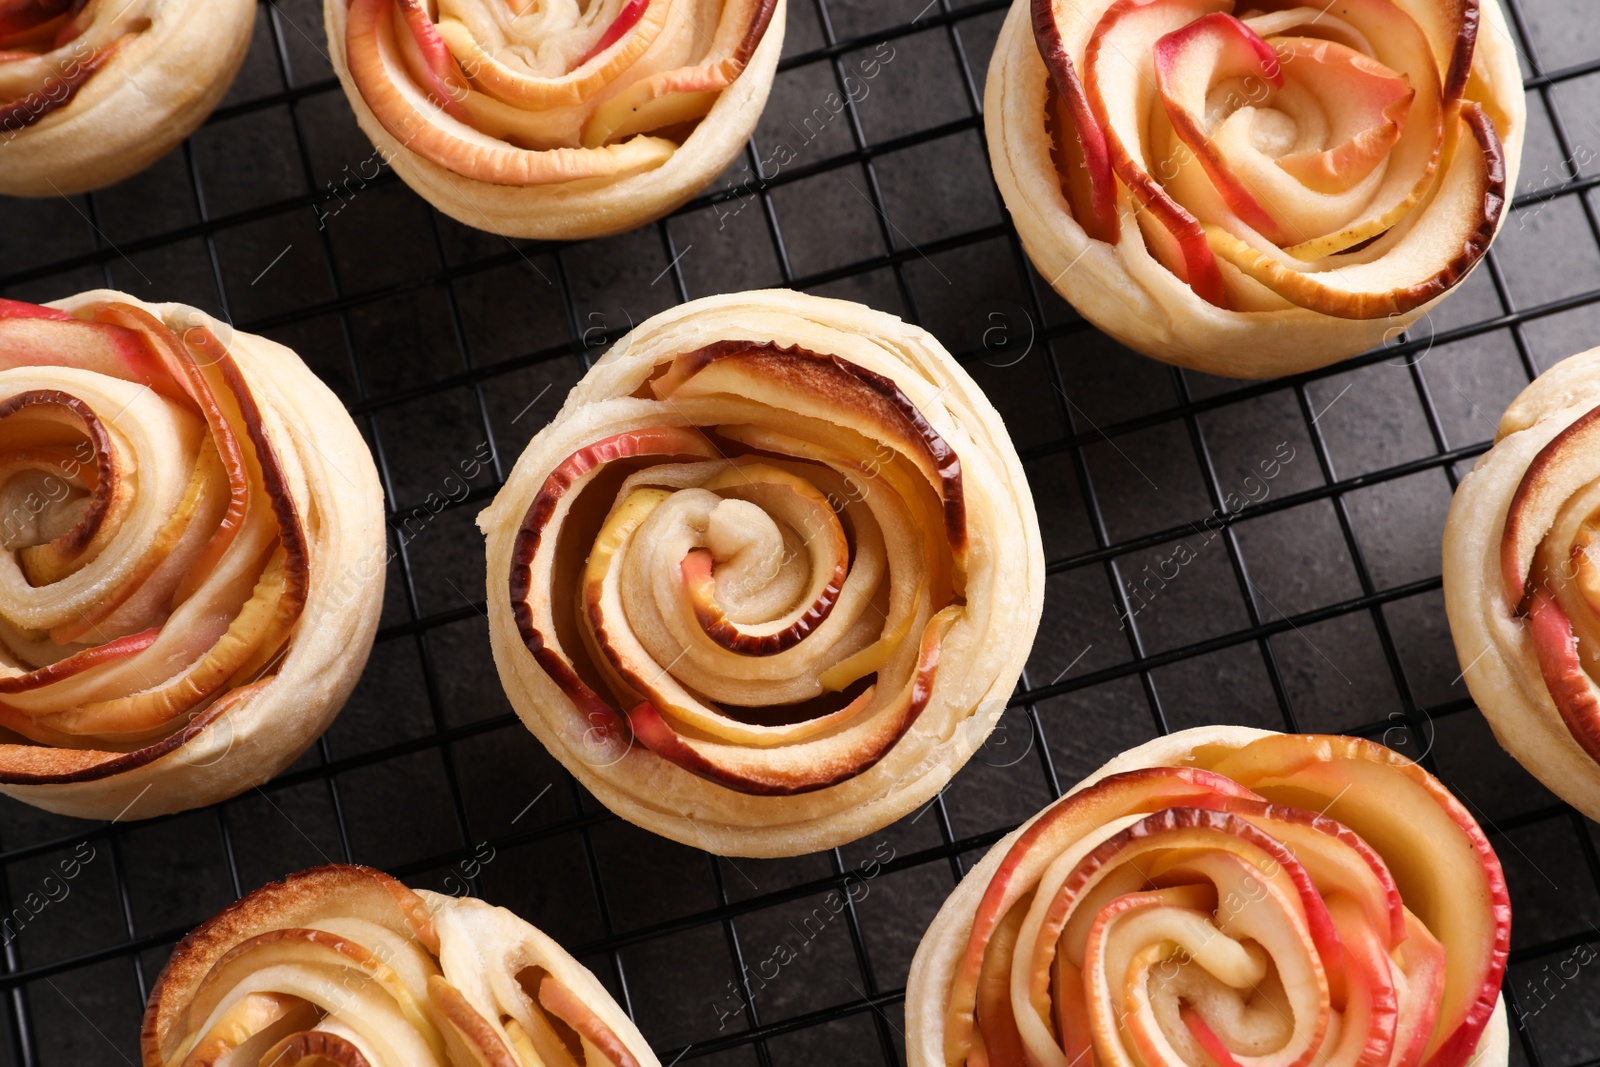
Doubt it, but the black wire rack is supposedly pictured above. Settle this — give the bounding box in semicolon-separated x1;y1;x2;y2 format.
1;0;1598;1063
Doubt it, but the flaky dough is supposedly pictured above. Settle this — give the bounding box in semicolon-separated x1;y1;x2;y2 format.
0;290;385;821
480;289;1045;856
324;0;784;240
905;726;1510;1067
1443;346;1600;821
984;0;1525;378
0;0;255;196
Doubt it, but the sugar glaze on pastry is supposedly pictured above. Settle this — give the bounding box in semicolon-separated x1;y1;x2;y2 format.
985;0;1526;377
479;289;1045;857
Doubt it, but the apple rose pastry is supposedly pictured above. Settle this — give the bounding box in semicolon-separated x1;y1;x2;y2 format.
479;289;1044;856
0;291;385;821
324;0;784;239
985;0;1526;377
1442;346;1600;822
906;727;1512;1067
0;0;255;197
142;864;660;1067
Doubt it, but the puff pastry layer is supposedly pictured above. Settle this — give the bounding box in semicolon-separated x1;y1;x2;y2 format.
1444;346;1600;821
325;0;784;239
0;291;384;821
143;864;659;1067
0;0;255;196
479;289;1044;856
985;0;1526;377
905;726;1511;1067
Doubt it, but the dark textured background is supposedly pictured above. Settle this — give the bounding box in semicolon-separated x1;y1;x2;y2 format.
1;0;1598;1063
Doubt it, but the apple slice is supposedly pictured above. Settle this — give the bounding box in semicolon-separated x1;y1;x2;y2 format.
510;426;721;754
436;0;666;111
1273;39;1414;195
70;314;308;720
1271;0;1446;261
1383;0;1478;105
1042;811;1333;1067
1204;104;1505;318
173;992;320;1067
972;903;1028;1067
344;0;677;184
1032;0;1119;242
428;975;522;1067
1321;893;1400;1067
48;437;226;646
537;972;644;1067
1208;795;1406;948
392;0;470;118
0;391;127;590
0;625;158;694
1153;13;1286;241
1183;1005;1251;1067
1084;0;1232;306
0;0;72;50
0;298;177;397
1525;589;1600;763
654;341;966;563
579;0;777;146
1391;911;1448;1067
688;461;851;656
1201;734;1509;1067
941;767;1262;1067
573;0;652;69
184;928;444;1057
258;1031;374;1067
0;30;120;130
1500;403;1600;609
681;548;843;655
624;606;957;795
1092;888;1282;1067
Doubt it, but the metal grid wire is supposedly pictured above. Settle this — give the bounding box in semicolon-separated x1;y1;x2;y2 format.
0;0;1598;1063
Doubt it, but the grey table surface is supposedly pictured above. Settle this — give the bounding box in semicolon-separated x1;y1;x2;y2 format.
0;0;1598;1064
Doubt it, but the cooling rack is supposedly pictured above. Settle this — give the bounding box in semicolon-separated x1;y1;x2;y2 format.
0;0;1598;1063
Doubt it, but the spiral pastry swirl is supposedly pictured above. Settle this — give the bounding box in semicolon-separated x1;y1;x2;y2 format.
480;290;1044;857
143;864;659;1067
1444;346;1600;822
906;727;1511;1067
326;0;784;239
0;0;255;196
984;0;1525;377
0;291;384;821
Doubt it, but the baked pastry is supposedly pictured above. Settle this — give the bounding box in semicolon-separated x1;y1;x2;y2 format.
1443;346;1600;822
479;289;1045;856
906;726;1510;1067
985;0;1526;378
0;0;256;197
324;0;784;240
142;864;658;1067
0;291;385;821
